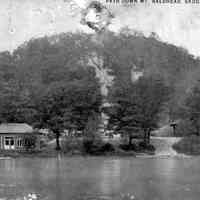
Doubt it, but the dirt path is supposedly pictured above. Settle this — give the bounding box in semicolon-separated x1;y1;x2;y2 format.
151;137;188;157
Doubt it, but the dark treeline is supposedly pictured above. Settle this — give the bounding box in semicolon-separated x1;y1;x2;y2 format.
0;28;200;149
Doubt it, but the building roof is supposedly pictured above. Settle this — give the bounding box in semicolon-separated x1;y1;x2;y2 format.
0;123;34;134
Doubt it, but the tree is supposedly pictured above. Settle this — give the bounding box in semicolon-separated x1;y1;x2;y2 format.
0;29;199;149
184;84;200;136
100;28;200;126
107;76;170;145
0;33;102;151
84;112;101;140
34;77;102;150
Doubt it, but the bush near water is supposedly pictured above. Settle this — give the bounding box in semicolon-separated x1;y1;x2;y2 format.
173;135;200;155
59;137;155;156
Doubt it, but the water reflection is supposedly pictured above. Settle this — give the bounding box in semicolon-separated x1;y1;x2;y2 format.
0;157;200;200
99;159;121;195
144;158;179;200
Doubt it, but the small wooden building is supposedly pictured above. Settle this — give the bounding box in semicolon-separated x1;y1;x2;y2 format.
0;123;40;150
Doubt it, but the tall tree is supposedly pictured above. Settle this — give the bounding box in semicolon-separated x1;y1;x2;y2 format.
184;83;200;136
34;77;101;150
107;76;170;145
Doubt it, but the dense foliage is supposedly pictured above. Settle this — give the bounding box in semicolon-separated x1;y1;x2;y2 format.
107;76;170;145
173;135;200;155
179;84;200;136
0;33;102;150
0;28;199;150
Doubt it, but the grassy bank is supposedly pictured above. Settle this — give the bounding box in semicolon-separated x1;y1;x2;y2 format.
0;148;137;158
0;138;155;158
0;149;59;158
172;135;200;155
61;138;155;156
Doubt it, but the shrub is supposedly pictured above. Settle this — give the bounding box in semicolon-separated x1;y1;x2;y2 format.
138;141;155;151
62;138;83;153
82;139;115;155
100;143;115;152
40;140;47;148
82;139;94;154
175;120;197;137
119;141;155;152
119;143;137;151
173;135;200;155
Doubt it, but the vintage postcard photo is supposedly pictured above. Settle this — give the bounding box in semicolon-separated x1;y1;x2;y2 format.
0;0;200;199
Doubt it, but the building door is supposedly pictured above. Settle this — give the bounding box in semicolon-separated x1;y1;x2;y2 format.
4;137;15;150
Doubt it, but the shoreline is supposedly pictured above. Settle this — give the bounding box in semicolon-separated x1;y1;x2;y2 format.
0;150;156;158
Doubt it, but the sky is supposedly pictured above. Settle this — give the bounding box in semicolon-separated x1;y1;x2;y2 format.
1;0;200;56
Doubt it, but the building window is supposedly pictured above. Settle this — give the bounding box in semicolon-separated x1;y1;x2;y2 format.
10;139;14;146
17;138;23;147
5;139;9;146
4;137;15;149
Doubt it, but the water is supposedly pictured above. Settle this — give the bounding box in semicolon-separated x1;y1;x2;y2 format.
0;156;200;200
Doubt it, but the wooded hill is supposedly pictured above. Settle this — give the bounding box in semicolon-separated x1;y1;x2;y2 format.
0;28;199;139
